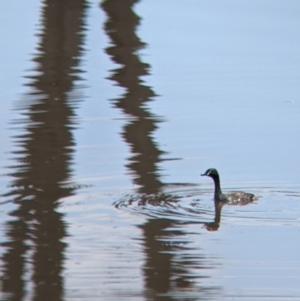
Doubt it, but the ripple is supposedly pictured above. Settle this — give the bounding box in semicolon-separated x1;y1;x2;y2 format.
113;183;300;228
114;185;212;223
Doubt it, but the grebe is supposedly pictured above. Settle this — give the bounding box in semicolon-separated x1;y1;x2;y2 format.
201;168;257;205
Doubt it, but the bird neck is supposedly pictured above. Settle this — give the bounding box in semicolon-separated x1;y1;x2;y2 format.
212;174;222;200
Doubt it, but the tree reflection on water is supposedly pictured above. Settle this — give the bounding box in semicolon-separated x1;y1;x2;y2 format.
1;1;88;300
102;0;222;299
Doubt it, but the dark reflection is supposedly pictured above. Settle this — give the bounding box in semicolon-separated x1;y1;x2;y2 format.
101;0;221;299
101;0;167;195
140;218;221;300
204;201;223;231
1;1;88;300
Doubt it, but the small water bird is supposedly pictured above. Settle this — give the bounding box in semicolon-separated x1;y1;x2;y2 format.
201;168;257;205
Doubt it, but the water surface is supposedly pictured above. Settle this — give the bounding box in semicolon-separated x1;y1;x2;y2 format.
1;0;300;300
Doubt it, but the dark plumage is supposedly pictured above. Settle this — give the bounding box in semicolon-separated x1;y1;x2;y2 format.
201;168;257;205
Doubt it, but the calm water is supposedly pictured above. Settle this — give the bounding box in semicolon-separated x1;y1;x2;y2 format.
1;0;300;300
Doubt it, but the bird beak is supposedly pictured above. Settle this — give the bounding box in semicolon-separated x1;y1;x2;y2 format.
201;173;206;176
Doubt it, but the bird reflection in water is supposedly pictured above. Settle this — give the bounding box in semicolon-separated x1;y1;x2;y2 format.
204;200;223;231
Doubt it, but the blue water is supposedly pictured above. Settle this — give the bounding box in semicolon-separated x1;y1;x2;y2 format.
1;0;300;300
